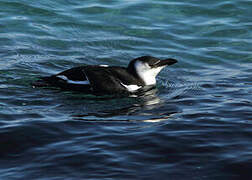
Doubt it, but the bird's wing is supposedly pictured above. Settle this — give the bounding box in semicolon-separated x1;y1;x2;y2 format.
56;66;88;81
83;67;128;95
36;66;92;92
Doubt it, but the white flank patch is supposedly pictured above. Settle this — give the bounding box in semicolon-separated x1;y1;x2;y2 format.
120;82;141;92
57;75;90;85
99;65;109;67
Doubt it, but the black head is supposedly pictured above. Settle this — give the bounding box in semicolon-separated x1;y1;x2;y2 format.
129;56;177;68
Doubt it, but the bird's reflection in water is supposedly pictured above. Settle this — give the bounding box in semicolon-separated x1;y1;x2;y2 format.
72;87;179;122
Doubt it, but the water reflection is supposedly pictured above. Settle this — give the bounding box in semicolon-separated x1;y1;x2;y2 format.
71;87;179;122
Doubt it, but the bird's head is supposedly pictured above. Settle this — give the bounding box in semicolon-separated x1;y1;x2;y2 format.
127;56;177;85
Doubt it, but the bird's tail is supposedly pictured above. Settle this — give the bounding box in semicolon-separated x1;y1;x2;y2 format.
31;76;51;87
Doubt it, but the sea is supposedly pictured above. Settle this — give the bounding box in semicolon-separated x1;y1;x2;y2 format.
0;0;252;179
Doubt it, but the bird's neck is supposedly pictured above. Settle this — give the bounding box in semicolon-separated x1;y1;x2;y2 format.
137;71;157;86
127;67;157;86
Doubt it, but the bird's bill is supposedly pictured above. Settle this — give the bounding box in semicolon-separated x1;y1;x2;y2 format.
155;58;178;67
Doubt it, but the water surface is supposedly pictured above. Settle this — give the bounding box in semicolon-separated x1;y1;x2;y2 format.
0;0;252;179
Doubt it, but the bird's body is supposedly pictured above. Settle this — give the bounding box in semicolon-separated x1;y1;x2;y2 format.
32;56;177;95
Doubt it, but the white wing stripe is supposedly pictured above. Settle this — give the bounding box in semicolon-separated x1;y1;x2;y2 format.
57;75;90;85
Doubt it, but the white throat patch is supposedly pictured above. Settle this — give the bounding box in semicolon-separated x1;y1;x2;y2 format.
134;61;165;86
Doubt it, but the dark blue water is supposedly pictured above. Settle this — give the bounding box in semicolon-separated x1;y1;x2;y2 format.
0;0;252;179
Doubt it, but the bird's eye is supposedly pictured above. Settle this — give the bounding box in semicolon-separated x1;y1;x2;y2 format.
148;60;160;68
144;63;151;68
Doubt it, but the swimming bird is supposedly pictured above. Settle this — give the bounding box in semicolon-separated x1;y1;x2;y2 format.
32;56;177;95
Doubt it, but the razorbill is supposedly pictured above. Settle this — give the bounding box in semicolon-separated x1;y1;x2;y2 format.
32;56;177;95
